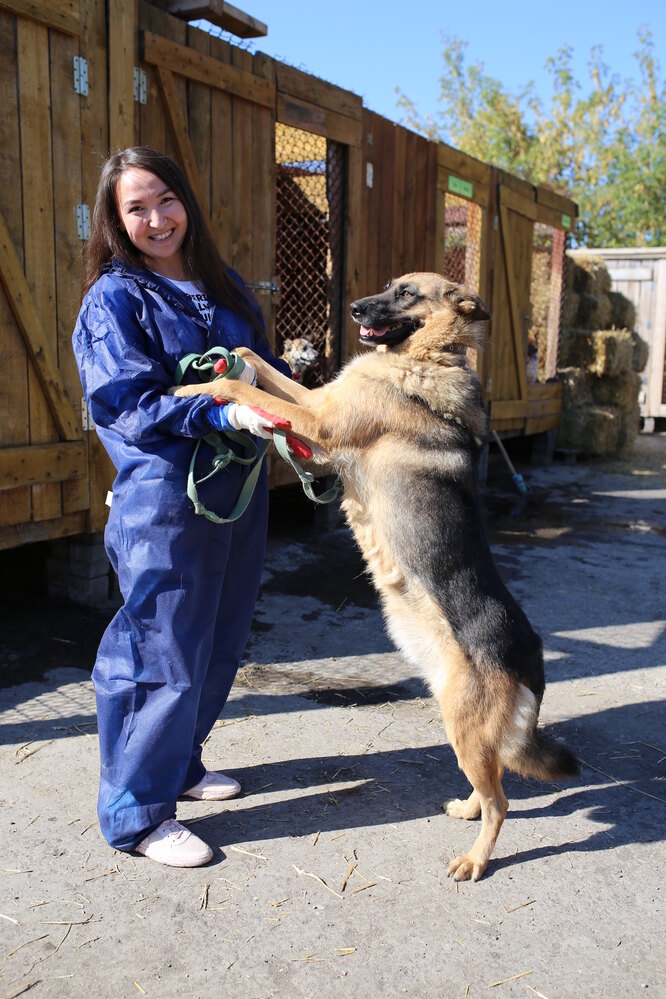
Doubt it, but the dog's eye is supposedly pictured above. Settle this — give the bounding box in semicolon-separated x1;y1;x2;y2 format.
398;288;413;299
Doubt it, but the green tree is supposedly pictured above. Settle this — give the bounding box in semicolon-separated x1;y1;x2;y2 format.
397;29;666;247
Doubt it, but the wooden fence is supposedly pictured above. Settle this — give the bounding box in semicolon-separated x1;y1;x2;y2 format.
0;0;577;551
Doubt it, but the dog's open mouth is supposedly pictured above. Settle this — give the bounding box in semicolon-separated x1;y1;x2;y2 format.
358;321;420;347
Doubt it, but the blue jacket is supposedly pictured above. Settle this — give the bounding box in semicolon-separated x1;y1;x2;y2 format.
73;258;289;523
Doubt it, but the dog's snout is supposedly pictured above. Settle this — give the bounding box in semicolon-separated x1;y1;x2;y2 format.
350;300;362;320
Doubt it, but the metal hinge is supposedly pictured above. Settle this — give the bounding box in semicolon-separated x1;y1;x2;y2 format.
81;398;94;431
76;204;91;241
73;56;89;96
134;67;147;104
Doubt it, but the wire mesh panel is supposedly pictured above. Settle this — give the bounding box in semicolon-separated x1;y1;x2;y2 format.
442;194;483;292
275;123;345;386
529;223;566;382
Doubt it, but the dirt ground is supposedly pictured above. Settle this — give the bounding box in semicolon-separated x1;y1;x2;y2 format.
1;435;665;999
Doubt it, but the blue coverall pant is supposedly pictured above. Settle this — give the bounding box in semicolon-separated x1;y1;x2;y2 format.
93;478;268;852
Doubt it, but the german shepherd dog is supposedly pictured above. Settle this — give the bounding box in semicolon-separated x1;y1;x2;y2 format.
173;273;578;881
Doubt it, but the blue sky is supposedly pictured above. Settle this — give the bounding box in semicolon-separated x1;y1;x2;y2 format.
198;0;665;129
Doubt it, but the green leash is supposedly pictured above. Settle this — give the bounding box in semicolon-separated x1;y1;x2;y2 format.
175;347;342;524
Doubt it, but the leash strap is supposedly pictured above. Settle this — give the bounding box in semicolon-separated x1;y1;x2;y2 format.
271;431;343;505
175;347;342;523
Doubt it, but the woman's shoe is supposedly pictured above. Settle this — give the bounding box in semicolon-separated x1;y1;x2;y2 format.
134;819;213;867
182;771;241;801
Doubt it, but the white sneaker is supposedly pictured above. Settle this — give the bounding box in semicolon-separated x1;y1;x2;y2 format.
182;771;242;801
134;819;213;868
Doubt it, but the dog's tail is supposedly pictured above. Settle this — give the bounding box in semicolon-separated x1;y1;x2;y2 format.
509;727;580;781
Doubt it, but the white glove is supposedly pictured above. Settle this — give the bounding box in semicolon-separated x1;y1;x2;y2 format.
225;402;290;439
237;361;257;385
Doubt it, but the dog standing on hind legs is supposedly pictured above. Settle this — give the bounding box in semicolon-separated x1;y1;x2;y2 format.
172;272;579;881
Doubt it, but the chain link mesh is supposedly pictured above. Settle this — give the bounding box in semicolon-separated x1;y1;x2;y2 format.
442;194;483;292
275;124;345;386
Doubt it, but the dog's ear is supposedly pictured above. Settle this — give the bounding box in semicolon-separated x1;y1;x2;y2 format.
449;290;491;323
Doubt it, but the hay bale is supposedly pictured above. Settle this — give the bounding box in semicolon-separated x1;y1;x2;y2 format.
608;290;636;331
630;331;649;373
562;328;635;377
617;410;641;455
561;290;579;329
587;330;635;377
559;366;594;408
591;371;641;413
572;255;612;295
556;404;622;455
587;293;612;330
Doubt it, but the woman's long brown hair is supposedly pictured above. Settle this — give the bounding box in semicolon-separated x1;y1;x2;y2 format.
81;146;266;341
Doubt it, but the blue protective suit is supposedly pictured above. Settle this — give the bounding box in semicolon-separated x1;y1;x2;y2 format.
73;259;290;851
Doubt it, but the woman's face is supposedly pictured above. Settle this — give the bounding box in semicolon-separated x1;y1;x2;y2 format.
115;167;188;280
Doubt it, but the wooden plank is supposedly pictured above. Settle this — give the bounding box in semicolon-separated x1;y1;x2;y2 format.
536;184;577;219
80;0;112;533
277;93;362;146
424;139;438;272
0;208;80;442
437;165;489;211
491;400;528;420
376;115;395;290
231;45;253;276
142;29;275;110
527;382;562;401
499;183;537;221
402;129;418;271
109;0;136;151
497;168;534;201
50;18;89;515
138;1;167;150
0;0;79;36
210;31;233;262
251;52;276;338
164;0;267;38
0;442;87;490
0;510;86;549
536;200;574;232
524;413;560;435
276;62;362;122
343;142;363;361
155;66;209;212
186;23;212;218
438;142;490;189
526;396;562;418
0;6;30;539
499;204;529;403
17;17;62;522
392;125;407;276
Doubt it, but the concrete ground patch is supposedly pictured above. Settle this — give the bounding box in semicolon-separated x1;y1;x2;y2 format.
1;436;665;998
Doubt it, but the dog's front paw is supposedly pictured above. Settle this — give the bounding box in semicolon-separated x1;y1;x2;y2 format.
447;852;487;882
445;797;481;821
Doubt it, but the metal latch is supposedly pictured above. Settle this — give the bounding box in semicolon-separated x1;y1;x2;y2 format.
247;281;281;293
73;56;89;96
134;67;147;104
76;204;91;241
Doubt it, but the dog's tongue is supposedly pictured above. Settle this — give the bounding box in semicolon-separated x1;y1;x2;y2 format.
360;325;389;338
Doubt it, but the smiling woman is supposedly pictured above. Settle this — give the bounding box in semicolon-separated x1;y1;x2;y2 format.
71;147;308;870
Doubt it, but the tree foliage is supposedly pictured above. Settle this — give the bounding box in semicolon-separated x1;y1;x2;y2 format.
397;30;666;247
